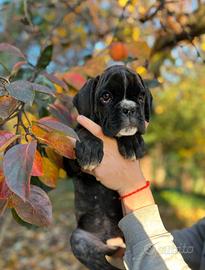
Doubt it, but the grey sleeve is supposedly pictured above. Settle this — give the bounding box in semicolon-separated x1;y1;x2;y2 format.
172;218;205;270
118;204;191;270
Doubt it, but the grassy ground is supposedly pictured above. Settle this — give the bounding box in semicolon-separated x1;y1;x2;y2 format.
0;180;204;270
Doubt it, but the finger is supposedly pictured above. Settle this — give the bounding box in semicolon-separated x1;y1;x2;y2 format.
77;115;103;138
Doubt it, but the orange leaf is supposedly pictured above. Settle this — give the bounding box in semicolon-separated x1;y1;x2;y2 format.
32;124;76;159
31;150;43;176
44;132;76;159
39;157;59;188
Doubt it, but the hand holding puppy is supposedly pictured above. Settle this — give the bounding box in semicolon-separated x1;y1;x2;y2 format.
77;115;154;214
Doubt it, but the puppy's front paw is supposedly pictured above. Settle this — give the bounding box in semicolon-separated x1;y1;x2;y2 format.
117;135;145;160
76;138;103;170
118;141;136;160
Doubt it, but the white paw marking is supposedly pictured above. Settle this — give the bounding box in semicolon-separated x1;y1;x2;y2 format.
129;154;136;161
82;163;98;171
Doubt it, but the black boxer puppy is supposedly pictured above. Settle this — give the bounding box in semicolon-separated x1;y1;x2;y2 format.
64;65;153;270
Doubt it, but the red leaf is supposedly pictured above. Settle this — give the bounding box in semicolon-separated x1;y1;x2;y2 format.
0;181;11;200
0;43;26;59
31;150;43;176
3;141;37;201
0;169;11;200
63;72;86;90
0;131;20;152
11;185;52;227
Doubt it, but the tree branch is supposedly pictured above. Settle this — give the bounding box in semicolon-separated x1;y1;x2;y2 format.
151;4;205;55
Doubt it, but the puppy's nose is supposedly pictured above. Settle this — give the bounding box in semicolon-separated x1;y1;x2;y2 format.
122;107;136;116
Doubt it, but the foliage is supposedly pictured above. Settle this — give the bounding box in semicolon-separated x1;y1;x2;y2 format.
155;189;205;227
0;43;77;226
146;66;205;193
0;0;205;227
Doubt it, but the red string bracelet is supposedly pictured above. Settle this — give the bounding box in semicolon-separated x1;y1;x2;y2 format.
119;181;150;200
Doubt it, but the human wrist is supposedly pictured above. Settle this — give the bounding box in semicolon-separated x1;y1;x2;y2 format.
121;187;155;215
118;164;146;196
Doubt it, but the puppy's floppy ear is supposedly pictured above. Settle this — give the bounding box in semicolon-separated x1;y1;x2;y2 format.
137;74;153;122
73;76;99;118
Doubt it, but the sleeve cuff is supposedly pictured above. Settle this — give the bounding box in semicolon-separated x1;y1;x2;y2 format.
118;204;168;247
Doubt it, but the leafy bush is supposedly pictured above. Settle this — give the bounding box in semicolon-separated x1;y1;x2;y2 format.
0;44;77;226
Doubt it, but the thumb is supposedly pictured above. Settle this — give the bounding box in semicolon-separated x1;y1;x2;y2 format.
77;115;103;139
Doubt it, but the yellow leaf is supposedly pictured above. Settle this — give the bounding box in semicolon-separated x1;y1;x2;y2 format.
132;27;140;41
128;4;135;13
201;42;205;51
136;66;146;75
158;76;164;83
59;168;67;179
39;157;59;188
56;27;67;38
118;0;129;7
54;84;63;93
138;6;146;15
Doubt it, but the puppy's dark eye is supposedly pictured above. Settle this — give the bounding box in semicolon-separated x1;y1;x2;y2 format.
100;92;112;104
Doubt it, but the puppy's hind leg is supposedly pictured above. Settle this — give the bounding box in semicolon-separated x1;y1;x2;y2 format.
70;228;121;270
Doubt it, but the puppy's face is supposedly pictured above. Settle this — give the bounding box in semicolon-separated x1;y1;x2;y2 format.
95;70;146;137
74;65;152;137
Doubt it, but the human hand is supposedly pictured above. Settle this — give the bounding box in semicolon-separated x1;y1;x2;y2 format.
77;115;147;196
76;115;154;214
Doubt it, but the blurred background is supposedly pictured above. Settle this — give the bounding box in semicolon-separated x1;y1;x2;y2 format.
0;0;205;269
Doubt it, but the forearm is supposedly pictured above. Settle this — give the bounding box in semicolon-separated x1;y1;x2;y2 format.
118;166;155;215
119;204;191;270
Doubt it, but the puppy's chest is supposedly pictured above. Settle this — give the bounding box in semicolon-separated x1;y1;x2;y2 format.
73;175;122;217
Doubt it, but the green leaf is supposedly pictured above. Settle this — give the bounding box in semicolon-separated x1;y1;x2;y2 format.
3;141;37;201
36;45;53;70
5;80;35;105
11;185;52;227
